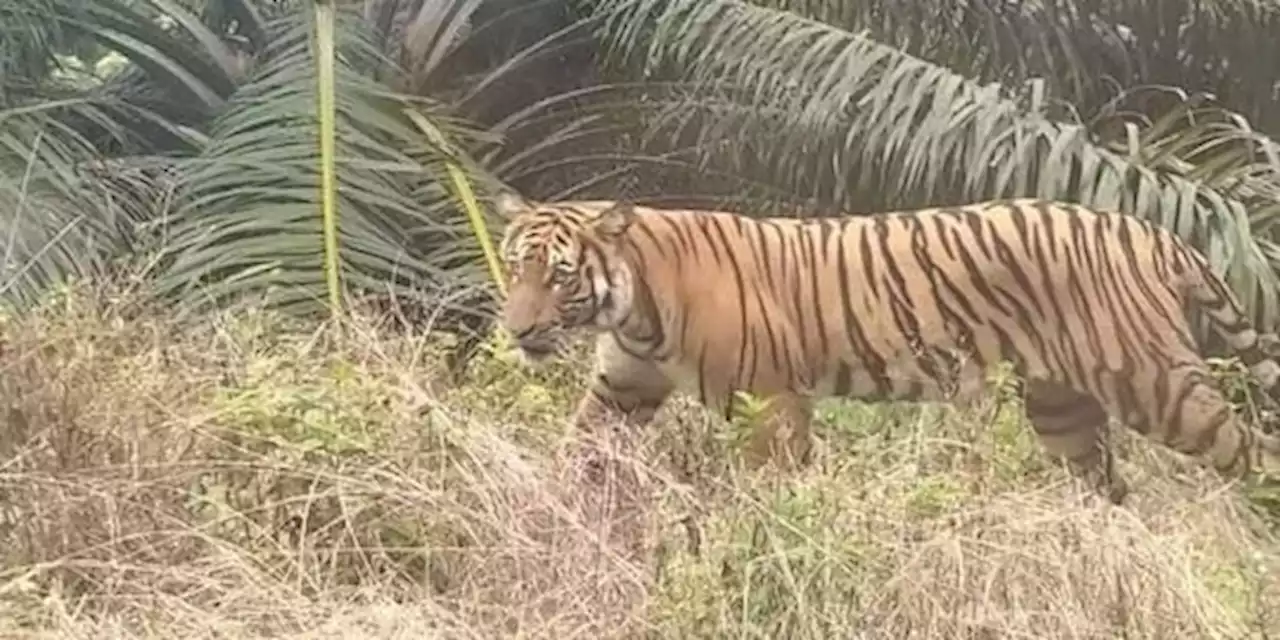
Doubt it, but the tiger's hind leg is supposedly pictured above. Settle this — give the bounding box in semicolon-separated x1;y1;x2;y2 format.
1023;380;1129;505
742;391;814;471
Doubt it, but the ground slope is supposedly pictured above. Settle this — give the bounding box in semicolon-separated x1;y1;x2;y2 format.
0;287;1277;639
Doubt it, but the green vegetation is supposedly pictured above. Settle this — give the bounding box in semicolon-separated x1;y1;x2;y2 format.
0;286;1276;637
5;0;1280;637
5;0;1280;333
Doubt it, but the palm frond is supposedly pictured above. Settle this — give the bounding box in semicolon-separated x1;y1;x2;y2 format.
0;29;206;308
1098;89;1280;215
754;0;1280;138
587;0;1280;329
0;106;174;309
755;0;1280;233
0;0;97;101
153;7;498;320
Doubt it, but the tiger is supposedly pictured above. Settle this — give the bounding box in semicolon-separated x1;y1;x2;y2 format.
494;191;1280;504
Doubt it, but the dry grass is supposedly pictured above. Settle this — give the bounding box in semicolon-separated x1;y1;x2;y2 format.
0;284;1278;639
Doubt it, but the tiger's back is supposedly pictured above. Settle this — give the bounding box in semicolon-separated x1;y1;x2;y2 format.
627;201;1213;401
496;194;1280;504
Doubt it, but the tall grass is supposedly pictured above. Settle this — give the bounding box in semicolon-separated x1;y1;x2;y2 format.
0;282;1276;638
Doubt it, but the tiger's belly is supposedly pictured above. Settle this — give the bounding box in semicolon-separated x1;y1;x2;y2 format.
653;341;992;411
811;345;993;406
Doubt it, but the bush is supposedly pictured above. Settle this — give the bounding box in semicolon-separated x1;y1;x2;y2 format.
0;284;1277;638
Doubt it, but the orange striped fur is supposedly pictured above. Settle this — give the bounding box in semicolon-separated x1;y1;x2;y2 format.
495;193;1280;503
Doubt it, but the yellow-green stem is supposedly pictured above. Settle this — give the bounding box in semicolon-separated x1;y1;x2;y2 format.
404;108;509;348
313;0;342;316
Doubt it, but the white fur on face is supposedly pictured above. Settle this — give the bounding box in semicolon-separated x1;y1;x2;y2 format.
594;262;633;329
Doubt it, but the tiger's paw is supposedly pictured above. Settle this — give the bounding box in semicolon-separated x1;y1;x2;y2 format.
1067;466;1130;508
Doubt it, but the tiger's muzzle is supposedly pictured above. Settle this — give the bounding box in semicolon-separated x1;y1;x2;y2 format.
516;337;556;362
509;325;563;364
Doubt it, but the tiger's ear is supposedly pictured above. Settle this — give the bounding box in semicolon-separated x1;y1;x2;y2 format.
593;201;636;238
493;192;532;221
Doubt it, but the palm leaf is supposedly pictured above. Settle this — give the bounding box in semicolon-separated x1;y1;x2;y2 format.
313;0;343;315
0;0;87;101
753;0;1280;245
586;0;1280;330
152;6;496;320
754;0;1280;138
0;105;174;309
0;0;256;311
57;0;248;121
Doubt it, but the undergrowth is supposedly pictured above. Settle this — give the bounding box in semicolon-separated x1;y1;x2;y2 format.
0;283;1277;639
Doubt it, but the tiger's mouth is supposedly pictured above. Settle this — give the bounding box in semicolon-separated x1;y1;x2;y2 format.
516;339;558;364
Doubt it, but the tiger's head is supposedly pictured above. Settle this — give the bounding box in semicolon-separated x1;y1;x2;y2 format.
495;193;639;364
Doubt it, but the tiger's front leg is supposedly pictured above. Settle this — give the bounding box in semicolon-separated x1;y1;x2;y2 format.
569;373;671;434
569;334;675;481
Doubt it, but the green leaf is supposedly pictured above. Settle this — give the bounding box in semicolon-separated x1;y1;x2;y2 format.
151;7;496;319
587;0;1280;331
